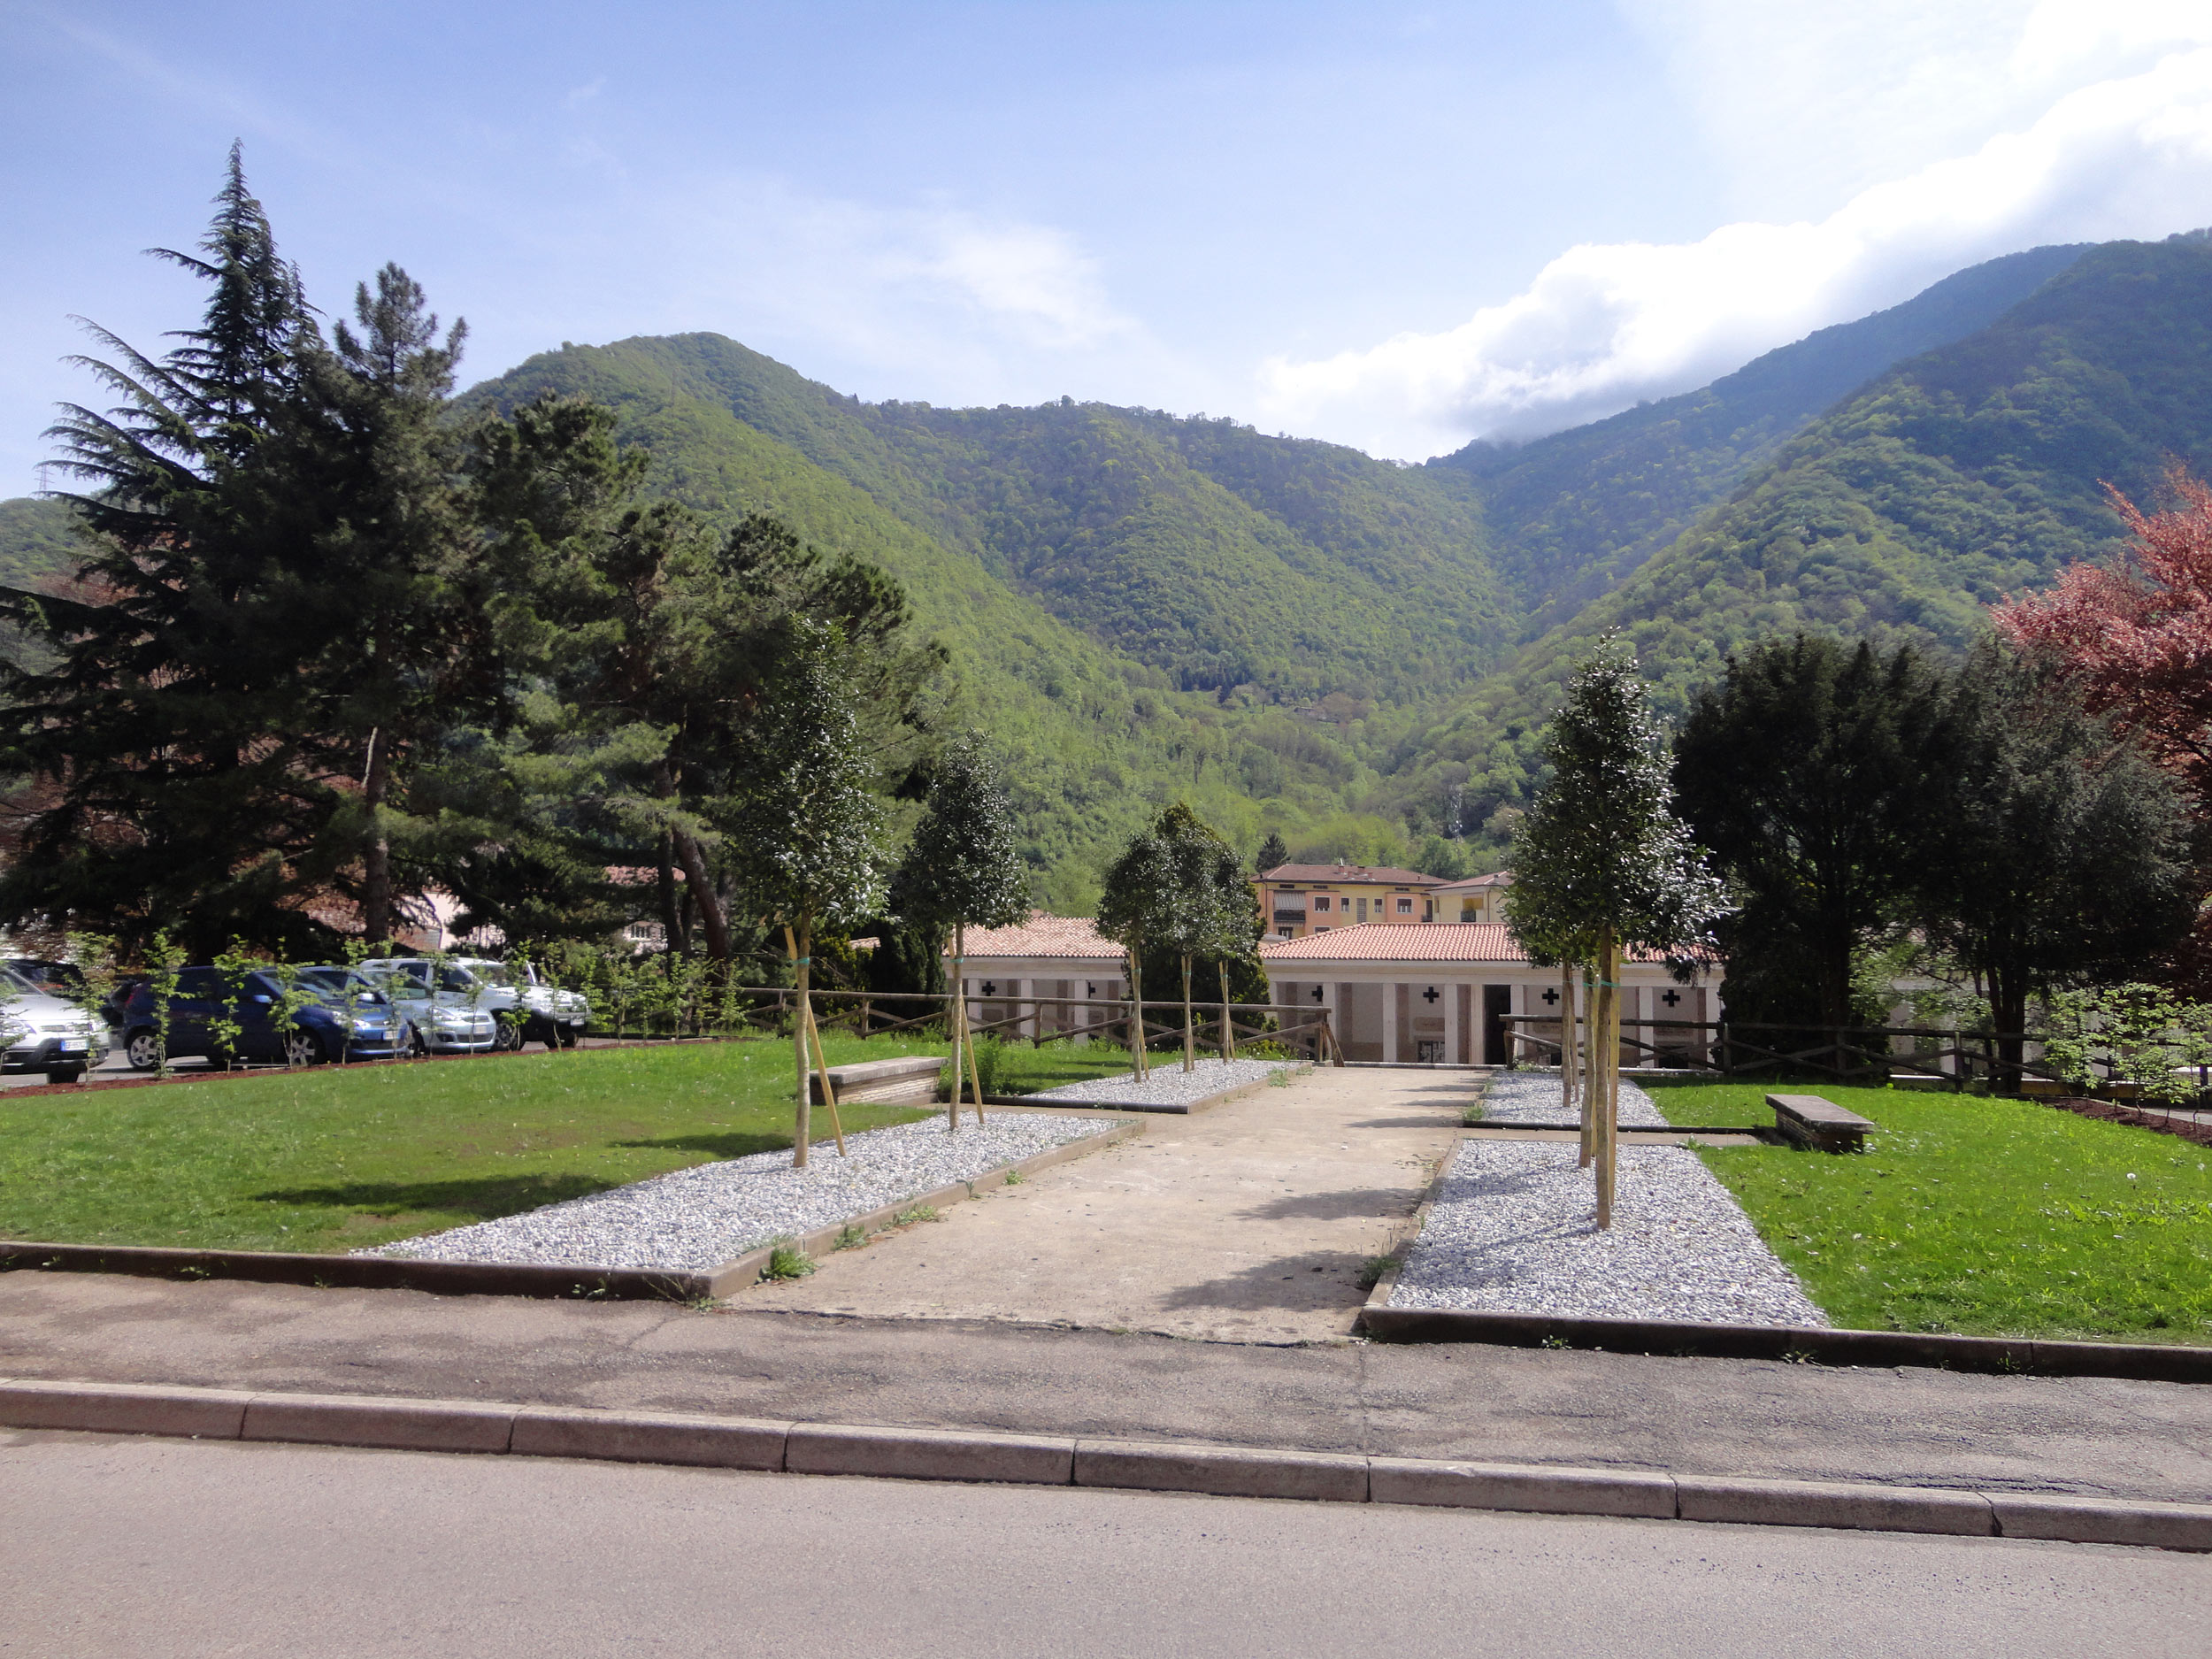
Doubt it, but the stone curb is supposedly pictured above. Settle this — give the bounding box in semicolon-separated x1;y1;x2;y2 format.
1354;1302;2212;1385
992;1063;1303;1117
0;1114;1142;1306
4;1379;2206;1552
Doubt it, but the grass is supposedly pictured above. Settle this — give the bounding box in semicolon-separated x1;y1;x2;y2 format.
760;1241;815;1280
1642;1079;2212;1343
0;1037;941;1256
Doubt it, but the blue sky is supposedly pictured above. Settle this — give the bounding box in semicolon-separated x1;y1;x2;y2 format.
6;2;2212;490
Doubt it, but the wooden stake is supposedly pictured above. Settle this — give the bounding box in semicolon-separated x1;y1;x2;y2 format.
803;1001;848;1156
1559;961;1576;1119
1578;962;1596;1170
1217;961;1235;1062
785;925;811;1170
1180;954;1195;1073
961;992;987;1124
948;924;965;1132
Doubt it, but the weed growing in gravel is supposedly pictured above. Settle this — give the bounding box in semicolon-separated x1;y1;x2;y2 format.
1267;1069;1294;1087
761;1241;815;1279
894;1204;940;1225
1356;1253;1401;1290
833;1224;867;1250
1002;1168;1025;1185
1461;1102;1486;1125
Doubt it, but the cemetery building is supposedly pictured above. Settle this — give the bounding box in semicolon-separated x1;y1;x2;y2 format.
1260;921;1722;1065
945;910;1126;1042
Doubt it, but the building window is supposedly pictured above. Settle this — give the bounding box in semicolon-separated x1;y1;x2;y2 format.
1395;896;1413;915
1313;895;1332;912
1356;897;1368;920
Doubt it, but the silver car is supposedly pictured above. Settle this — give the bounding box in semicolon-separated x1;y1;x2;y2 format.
353;962;499;1056
0;967;110;1082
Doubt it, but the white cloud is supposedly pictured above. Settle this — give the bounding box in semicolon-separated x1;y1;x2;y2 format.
1259;6;2212;460
599;178;1161;400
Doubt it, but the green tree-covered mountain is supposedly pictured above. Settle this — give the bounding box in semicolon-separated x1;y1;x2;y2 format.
5;234;2185;900
1397;234;2212;838
1429;241;2088;636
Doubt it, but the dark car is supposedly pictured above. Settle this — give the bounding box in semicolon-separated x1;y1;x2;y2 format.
119;967;404;1070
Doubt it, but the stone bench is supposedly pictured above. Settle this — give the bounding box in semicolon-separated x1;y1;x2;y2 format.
811;1054;947;1106
1767;1093;1877;1154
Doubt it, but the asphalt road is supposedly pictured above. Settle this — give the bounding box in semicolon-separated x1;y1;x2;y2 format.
2;1431;2202;1659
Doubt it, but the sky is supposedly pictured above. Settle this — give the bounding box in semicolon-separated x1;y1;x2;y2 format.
4;1;2212;493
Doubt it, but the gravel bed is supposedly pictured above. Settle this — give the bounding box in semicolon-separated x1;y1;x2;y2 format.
363;1113;1124;1272
1389;1140;1826;1325
1477;1070;1669;1127
1022;1056;1295;1108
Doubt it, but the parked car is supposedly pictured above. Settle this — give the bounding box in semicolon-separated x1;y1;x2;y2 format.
0;958;133;1034
118;967;403;1070
0;966;110;1083
444;956;591;1050
350;961;500;1056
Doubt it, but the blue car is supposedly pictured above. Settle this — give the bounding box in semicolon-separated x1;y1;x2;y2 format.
119;967;404;1070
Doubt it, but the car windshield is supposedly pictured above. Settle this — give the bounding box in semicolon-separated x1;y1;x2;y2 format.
6;962;85;996
301;968;390;1008
464;963;517;987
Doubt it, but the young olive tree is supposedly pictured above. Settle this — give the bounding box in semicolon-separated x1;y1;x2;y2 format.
895;733;1030;1127
726;620;887;1168
1505;636;1724;1228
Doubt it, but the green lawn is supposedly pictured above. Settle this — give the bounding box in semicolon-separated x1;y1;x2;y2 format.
0;1037;941;1256
1643;1079;2212;1343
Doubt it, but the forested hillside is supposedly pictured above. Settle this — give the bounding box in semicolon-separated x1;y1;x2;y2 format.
479;334;1515;706
1394;234;2212;837
1428;242;2088;637
4;234;2178;897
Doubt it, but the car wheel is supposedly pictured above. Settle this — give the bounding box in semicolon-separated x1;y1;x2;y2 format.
492;1019;522;1053
124;1029;163;1071
557;1025;580;1049
45;1064;85;1085
284;1031;324;1068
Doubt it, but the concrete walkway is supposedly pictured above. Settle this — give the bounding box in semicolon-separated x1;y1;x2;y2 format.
741;1063;1466;1342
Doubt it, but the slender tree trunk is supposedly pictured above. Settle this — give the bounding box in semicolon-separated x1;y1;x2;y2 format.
1560;961;1576;1118
362;729;393;949
669;829;730;963
949;921;965;1132
791;922;812;1169
1181;954;1195;1073
1991;967;2027;1095
1578;961;1596;1169
652;761;731;963
1595;933;1619;1229
1127;949;1146;1079
657;831;683;967
1217;962;1235;1062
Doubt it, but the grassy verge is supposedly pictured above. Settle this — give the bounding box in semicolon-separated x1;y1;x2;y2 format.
1643;1079;2212;1342
0;1037;940;1256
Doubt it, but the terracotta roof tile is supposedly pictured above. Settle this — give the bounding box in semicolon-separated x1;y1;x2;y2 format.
1260;922;1695;964
949;910;1121;960
1256;864;1441;887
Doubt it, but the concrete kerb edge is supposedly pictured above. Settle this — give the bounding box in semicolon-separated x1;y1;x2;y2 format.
0;1116;1143;1308
1356;1302;2212;1384
4;1379;2207;1551
982;1062;1303;1117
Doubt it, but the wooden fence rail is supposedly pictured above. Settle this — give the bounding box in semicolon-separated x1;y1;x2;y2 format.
1496;1012;2172;1094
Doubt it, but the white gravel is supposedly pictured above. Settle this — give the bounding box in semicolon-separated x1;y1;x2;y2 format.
363;1112;1124;1273
1023;1056;1296;1108
1389;1141;1827;1327
1477;1070;1669;1127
